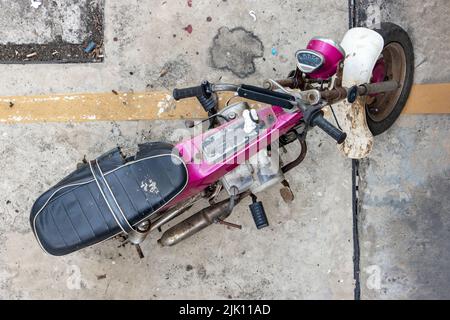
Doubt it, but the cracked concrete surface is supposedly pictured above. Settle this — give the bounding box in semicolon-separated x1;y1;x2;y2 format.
0;0;353;299
359;115;450;299
356;0;450;300
0;0;87;45
0;121;353;299
0;0;349;95
0;0;449;300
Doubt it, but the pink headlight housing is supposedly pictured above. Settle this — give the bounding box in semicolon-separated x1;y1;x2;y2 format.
305;37;346;80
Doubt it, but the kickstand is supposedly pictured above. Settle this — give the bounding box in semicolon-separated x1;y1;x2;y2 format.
217;218;242;230
135;244;145;259
117;238;145;259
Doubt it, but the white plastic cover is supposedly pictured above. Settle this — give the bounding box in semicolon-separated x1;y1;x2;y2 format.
331;27;384;159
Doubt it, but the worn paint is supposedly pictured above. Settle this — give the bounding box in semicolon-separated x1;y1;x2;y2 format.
0;84;448;124
332;97;374;159
140;178;159;194
0;91;268;123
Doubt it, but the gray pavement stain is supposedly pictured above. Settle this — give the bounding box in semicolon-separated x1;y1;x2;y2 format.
210;27;264;78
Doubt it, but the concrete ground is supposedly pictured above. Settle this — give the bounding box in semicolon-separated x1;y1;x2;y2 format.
0;1;87;44
0;121;353;299
0;0;103;63
0;0;449;300
0;0;353;299
359;115;450;299
357;0;450;300
0;0;349;95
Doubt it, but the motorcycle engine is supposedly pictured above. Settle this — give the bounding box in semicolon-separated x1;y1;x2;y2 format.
221;149;284;196
217;102;285;196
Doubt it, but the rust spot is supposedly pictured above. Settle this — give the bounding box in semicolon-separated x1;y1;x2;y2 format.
280;187;295;203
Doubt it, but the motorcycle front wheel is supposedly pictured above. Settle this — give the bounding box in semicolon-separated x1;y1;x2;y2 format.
366;22;415;136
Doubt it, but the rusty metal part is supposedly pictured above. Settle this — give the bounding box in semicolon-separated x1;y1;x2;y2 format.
264;68;305;90
218;219;242;229
149;194;201;232
301;89;321;105
335;61;344;88
264;78;295;90
158;192;249;247
279;180;295;203
127;220;152;245
320;81;399;104
262;57;400;109
208;183;223;204
320;87;348;103
358;80;400;96
135;244;144;259
281;139;307;174
266;78;321;106
367;43;406;122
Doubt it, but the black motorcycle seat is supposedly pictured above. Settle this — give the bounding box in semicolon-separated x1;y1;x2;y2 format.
30;142;188;256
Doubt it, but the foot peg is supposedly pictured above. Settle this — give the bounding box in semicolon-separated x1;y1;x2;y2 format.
280;179;295;203
249;194;269;229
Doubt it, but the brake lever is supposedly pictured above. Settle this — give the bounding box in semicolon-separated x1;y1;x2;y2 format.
211;83;240;92
266;79;321;106
237;84;297;110
211;81;320;111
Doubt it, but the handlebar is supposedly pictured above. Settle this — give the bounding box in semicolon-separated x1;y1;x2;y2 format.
173;82;240;101
173;85;206;101
173;81;347;144
310;111;347;144
173;78;396;146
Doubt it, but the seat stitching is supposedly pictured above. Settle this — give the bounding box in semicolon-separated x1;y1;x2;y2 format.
113;170;139;219
61;201;83;243
85;185;112;232
35;154;176;210
73;193;97;238
48;209;69;247
32;153;188;254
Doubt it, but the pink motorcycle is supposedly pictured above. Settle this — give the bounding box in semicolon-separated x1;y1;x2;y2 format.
30;23;414;257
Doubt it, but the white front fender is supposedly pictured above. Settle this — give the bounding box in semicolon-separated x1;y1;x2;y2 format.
331;28;384;159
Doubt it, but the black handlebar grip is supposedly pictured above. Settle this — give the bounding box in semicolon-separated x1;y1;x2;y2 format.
172;86;205;101
311;112;347;144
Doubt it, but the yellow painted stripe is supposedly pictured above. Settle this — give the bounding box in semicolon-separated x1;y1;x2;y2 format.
403;83;450;114
0;92;207;123
0;83;449;123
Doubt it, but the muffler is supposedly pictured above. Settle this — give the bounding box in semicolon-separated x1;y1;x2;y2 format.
158;193;246;247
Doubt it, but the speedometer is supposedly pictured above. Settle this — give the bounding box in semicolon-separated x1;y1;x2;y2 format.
295;49;324;74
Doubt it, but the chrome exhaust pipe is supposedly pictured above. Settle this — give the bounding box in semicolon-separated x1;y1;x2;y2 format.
158;193;246;247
